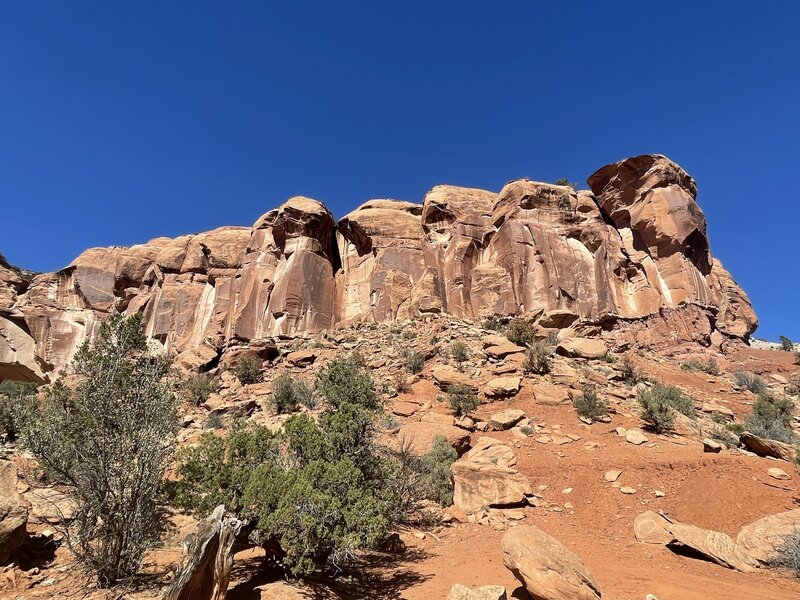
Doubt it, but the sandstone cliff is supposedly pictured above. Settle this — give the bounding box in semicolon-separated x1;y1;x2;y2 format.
0;154;757;381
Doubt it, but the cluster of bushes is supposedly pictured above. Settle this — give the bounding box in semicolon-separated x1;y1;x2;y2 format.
175;356;453;577
0;380;39;440
680;357;720;376
734;370;767;394
234;355;263;384
620;356;646;385
637;383;695;433
270;373;314;413
745;392;794;444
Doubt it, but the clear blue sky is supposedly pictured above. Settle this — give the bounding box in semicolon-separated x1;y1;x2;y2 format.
1;1;798;341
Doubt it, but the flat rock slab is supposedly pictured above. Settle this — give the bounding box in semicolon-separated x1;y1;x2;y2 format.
489;408;525;430
556;337;606;359
484;376;522;398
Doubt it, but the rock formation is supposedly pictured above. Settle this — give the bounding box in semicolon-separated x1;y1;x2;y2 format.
0;154;757;381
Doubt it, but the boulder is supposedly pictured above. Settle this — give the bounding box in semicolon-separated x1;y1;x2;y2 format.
0;461;27;563
431;365;478;392
735;509;800;566
489;408;525;431
447;584;507;600
703;438;722;453
556;338;606;359
625;429;648;445
452;437;531;513
285;350;316;367
398;412;471;455
665;520;757;572
501;524;601;600
484;377;522;398
633;511;673;545
740;432;796;462
532;382;570;406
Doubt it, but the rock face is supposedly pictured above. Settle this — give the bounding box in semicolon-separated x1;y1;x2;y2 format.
452;437;531;513
0;461;28;563
502;524;602;600
1;155;757;381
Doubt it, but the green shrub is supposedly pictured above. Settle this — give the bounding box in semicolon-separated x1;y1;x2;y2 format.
746;392;795;444
680;357;719;375
505;319;535;347
780;335;795;352
572;384;608;421
316;357;379;411
482;317;505;332
450;342;469;364
734;370;767;394
176;399;400;576
523;340;551;375
620;356;645;385
637;383;694;432
234;356;263;384
0;381;38;440
404;350;425;374
19;314;177;587
270;374;313;414
416;436;458;506
447;384;479;417
598;352;617;364
402;330;416;340
726;422;745;435
709;424;740;448
181;373;219;405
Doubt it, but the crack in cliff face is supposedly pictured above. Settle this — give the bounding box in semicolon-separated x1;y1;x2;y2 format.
0;154;759;379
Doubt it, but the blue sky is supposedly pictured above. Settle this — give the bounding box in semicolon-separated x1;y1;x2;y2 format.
1;1;798;340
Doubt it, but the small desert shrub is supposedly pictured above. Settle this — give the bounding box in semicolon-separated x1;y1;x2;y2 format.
734;370;767;394
316;357;379;411
450;341;469;364
620;356;645;385
726;422;745;436
745;392;795;444
787;374;800;396
205;411;224;430
19;314;177;587
0;381;38;440
598;352;617;364
402;330;416;340
680;357;720;376
780;335;795;352
505;319;535;347
523;341;552;375
270;374;313;414
482;317;505;332
638;383;695;432
572;384;608;421
772;529;800;578
448;385;479;417
404;350;425;374
709;424;740;448
234;356;262;384
416;436;458;506
181;373;219;405
393;371;411;394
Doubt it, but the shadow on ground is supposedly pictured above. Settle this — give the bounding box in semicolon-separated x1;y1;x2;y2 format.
227;548;431;599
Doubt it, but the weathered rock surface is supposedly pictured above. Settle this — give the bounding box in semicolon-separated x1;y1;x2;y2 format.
735;509;800;566
0;461;27;563
452;437;531;513
398;413;471;455
740;432;796;462
1;155;757;380
484;377;522;399
447;583;508;600
501;524;602;600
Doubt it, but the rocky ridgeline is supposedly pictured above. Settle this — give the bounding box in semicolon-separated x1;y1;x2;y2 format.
0;153;757;384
